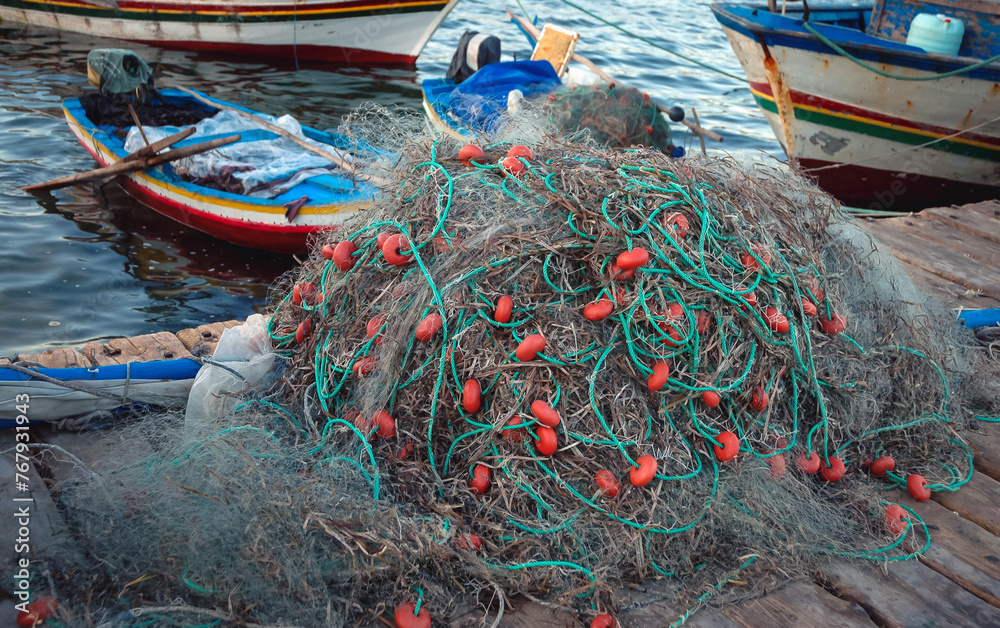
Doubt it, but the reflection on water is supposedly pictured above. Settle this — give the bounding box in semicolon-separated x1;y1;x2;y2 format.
0;1;775;355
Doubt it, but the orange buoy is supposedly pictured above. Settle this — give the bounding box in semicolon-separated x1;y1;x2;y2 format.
332;240;358;271
616;247;649;271
352;356;377;376
455;532;483;551
530;400;561;427
534;426;558;456
796;451;821;474
764;307;790;333
397;441;414;459
583;298;614;321
516;334;546;361
595;469;621;497
16;597;58;627
740;251;760;271
591;614;615;628
766;453;786;479
292;281;315;306
382;233;412;266
502;155;526;177
701;390;721;408
470;464;492;494
820;312;847;334
459;144;485;165
415;313;443;342
907;474;931;501
800;297;818;317
463;379;482;413
506;145;534;160
608;262;635;281
870;456;895;477
503;416;526;442
647;361;670;392
295;319;313;343
629;455;657;486
366;316;386;344
664;212;689;238
885;504;909;535
371;410;396;438
749;386;768;412
394;601;431;628
494;295;514;323
819;455;845;481
713;430;740;462
696;311;710;334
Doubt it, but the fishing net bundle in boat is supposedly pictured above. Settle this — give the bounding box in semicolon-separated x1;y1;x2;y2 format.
47;108;998;627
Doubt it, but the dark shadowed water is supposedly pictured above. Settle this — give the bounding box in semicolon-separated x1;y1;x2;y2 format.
0;0;776;355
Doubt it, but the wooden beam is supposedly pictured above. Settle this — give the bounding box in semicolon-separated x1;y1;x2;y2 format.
925;206;1000;246
932;471;1000;536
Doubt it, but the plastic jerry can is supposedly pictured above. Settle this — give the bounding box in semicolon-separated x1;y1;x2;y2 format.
905;13;965;56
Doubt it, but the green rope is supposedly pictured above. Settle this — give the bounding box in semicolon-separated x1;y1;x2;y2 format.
803;22;1000;81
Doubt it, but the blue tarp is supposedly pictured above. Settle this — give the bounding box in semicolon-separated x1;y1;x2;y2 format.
447;60;561;133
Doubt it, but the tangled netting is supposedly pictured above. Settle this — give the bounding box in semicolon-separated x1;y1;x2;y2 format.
48;107;999;628
543;83;676;154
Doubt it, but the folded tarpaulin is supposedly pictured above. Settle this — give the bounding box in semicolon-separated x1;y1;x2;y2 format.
446;60;561;133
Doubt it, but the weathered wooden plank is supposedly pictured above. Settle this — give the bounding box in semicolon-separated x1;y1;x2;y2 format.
933;471;1000;537
124;331;191;362
176;320;243;355
925;206;1000;246
889;215;1000;270
721;581;876;628
866;220;1000;299
14;347;91;369
82;338;130;366
965;427;1000;482
964;200;1000;222
891;262;1000;310
900;493;1000;605
820;559;1000;628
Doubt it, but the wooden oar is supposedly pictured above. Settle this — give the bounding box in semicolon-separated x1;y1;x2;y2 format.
175;86;359;176
506;10;723;143
22;134;241;193
122;126;197;162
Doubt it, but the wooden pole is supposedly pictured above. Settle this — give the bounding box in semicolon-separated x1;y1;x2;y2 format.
175;86;358;176
121;126;197;163
506;9;723;143
128;104;150;147
22;134;242;193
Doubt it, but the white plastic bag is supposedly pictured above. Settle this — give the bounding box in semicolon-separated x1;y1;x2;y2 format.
183;314;276;441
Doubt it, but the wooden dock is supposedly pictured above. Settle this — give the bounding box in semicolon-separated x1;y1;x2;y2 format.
2;203;999;626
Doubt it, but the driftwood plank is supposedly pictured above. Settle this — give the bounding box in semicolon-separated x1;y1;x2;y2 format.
890;214;1000;269
925;206;1000;246
966;427;1000;481
175;319;243;355
124;331;191;362
721;581;876;628
932;471;1000;536
898;264;1000;310
901;494;1000;605
966;200;1000;222
14;347;91;369
820;559;1000;628
866;220;1000;299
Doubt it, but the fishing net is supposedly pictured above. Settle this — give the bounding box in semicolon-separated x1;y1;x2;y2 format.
41;105;999;627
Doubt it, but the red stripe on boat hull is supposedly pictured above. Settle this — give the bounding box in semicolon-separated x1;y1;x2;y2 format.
749;80;1000;148
799;158;1000;211
147;40;415;64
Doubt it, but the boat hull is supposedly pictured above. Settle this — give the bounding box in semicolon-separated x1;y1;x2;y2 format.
0;0;460;64
713;4;1000;211
63;91;373;254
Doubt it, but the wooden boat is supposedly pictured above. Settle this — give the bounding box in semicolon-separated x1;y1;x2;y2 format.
0;0;461;64
711;0;1000;211
62;88;377;253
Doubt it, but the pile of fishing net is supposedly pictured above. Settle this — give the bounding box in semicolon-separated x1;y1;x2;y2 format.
46;107;999;627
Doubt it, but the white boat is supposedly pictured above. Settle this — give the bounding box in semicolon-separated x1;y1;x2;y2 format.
712;1;1000;211
0;0;461;64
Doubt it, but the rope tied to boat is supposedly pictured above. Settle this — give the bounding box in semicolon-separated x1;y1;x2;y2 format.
802;22;1000;81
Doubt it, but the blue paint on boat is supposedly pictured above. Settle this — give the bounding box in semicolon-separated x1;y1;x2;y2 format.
958;308;1000;329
